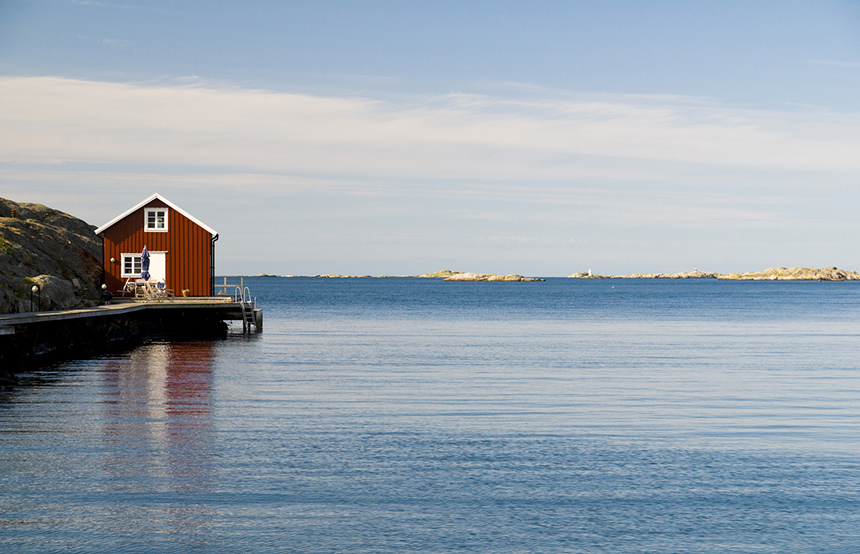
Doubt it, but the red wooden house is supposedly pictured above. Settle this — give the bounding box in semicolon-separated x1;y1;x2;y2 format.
95;193;219;296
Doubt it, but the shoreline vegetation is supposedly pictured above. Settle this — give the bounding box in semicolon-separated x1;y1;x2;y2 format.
255;267;860;281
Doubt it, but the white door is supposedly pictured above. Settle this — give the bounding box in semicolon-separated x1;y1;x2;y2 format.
149;252;166;282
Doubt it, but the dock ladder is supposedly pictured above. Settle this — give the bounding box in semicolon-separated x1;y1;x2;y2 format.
215;277;259;334
239;295;256;334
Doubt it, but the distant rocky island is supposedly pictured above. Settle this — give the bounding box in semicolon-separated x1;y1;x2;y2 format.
422;270;545;282
316;274;376;278
569;267;860;281
262;267;860;282
310;270;545;281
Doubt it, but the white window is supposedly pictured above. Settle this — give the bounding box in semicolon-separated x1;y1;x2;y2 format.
145;208;168;232
121;254;142;277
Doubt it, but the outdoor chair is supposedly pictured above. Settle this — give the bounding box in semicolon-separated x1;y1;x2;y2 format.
138;279;174;302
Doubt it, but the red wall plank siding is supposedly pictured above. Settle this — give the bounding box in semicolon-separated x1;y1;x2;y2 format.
101;200;214;296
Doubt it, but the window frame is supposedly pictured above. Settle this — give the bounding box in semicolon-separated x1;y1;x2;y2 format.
121;254;142;278
144;207;169;232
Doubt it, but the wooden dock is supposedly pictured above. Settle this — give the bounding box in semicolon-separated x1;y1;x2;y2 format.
0;297;262;368
0;297;262;331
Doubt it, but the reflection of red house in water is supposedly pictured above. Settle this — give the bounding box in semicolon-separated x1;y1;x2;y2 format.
95;193;218;296
102;341;216;502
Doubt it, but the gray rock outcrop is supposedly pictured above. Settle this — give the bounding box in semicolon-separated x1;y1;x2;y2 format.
717;266;860;281
0;198;102;313
418;270;463;278
442;272;544;282
569;267;860;281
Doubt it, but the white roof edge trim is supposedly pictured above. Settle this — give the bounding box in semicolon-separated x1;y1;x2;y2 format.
94;193;218;236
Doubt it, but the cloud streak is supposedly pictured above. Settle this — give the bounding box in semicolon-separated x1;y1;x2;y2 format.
3;76;859;275
2;76;859;184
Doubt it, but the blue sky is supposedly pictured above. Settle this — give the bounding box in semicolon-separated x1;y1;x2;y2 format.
2;1;859;276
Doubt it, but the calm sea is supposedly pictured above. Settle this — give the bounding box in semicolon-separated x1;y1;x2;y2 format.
3;277;860;553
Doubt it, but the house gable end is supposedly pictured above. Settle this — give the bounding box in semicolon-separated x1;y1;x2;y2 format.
95;193;218;237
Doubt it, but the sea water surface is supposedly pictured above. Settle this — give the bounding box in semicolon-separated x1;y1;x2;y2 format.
3;277;860;553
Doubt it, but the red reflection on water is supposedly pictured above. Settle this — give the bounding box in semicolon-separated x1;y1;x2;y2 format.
164;342;215;487
100;341;217;538
102;341;215;445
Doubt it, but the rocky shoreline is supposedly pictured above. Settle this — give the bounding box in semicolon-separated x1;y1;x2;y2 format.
261;267;860;282
1;198;102;314
418;270;544;281
569;267;860;281
438;272;544;282
308;270;545;281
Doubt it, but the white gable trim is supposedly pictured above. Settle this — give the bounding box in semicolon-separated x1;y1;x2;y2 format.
95;193;218;236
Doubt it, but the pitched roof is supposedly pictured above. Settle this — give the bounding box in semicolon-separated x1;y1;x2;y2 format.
94;193;218;236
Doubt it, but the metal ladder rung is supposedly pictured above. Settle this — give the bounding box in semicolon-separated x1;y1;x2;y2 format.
240;302;256;333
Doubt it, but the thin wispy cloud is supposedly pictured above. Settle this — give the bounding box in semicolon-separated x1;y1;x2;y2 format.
806;59;860;68
2;76;858;184
76;34;135;47
2;75;858;274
